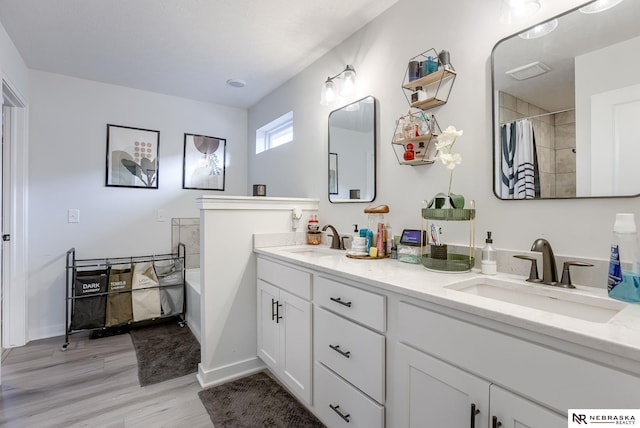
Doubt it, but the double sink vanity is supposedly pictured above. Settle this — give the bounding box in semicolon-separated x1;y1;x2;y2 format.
255;242;640;428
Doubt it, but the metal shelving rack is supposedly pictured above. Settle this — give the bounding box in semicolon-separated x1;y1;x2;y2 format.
62;243;186;351
421;205;476;272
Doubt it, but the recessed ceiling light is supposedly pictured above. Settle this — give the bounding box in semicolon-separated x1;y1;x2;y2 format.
226;79;246;88
519;19;559;39
579;0;624;14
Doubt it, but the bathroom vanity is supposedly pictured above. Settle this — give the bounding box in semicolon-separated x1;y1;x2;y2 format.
255;243;640;428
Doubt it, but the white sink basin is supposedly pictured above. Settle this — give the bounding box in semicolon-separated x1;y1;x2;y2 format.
445;278;626;323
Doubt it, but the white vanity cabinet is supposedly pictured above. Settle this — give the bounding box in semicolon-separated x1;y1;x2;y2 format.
396;343;565;428
313;275;387;428
256;258;312;405
394;300;640;427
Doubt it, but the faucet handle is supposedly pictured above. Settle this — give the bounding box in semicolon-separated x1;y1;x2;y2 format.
560;261;594;289
513;255;540;282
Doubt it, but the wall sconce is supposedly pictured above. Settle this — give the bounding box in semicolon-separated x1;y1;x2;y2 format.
500;0;541;24
320;65;357;106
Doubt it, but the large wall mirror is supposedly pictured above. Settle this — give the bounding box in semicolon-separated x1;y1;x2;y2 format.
492;0;640;199
328;96;376;203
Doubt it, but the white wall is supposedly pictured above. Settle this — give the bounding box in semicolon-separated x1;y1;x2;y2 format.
248;0;637;264
27;70;247;340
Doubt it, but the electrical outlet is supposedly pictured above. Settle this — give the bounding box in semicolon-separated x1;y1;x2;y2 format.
68;209;80;223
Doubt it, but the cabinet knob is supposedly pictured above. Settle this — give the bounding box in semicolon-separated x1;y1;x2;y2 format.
329;404;351;423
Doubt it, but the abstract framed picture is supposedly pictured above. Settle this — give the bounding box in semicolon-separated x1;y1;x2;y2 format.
182;133;226;190
106;124;159;189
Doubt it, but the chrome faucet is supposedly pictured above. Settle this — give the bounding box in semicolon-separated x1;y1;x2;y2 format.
515;238;593;289
322;224;343;250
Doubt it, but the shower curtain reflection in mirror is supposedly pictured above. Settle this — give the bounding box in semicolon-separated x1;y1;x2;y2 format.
499;119;540;199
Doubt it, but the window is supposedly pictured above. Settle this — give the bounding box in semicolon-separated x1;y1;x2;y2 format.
256;111;293;154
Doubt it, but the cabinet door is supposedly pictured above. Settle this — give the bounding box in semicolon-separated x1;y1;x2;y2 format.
257;280;280;369
280;289;312;405
395;344;490;428
489;385;565;428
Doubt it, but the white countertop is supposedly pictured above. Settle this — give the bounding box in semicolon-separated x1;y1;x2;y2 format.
255;244;640;368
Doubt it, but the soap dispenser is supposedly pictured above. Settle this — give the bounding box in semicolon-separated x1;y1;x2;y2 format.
481;231;497;275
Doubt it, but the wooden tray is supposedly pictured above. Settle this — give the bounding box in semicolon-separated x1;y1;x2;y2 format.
346;253;389;260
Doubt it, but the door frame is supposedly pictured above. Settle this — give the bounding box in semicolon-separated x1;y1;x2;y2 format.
2;77;28;349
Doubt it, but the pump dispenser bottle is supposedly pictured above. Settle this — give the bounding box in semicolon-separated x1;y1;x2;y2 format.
481;231;497;275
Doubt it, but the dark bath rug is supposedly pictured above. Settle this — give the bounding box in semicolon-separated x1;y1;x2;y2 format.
129;317;200;386
198;371;325;427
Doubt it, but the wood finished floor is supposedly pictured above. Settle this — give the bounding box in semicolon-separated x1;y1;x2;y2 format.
0;332;214;427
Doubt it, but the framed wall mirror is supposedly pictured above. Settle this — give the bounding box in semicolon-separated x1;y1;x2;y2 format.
328;96;377;203
492;0;640;199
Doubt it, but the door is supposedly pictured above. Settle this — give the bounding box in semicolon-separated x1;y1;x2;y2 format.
257;280;279;369
589;83;640;196
396;343;490;428
490;384;565;428
279;289;311;404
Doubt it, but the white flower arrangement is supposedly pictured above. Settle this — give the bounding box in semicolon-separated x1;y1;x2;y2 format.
435;125;463;196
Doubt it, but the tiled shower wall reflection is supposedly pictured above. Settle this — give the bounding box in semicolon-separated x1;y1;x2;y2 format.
172;218;200;269
499;91;576;198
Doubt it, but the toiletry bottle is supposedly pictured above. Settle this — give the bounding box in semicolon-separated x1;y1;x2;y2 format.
404;143;415;161
426;56;438;74
608;213;640;302
481;231;497;275
307;215;319;232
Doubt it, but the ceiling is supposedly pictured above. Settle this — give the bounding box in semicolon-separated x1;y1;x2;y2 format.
493;0;640;113
0;0;400;108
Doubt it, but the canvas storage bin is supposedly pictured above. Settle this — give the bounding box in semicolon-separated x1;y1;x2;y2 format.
70;269;108;330
105;265;133;326
154;258;184;316
131;262;161;321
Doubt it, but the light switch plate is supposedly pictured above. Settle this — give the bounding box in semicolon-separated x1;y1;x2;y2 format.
68;209;80;223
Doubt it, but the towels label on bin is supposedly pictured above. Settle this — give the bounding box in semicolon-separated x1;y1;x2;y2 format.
105;267;133;327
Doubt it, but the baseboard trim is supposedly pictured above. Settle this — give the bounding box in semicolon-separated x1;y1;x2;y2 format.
196;357;266;389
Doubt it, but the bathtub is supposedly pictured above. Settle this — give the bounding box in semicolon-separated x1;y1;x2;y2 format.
185;268;201;343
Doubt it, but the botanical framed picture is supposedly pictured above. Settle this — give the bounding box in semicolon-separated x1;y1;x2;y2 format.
106;124;159;189
183;133;226;190
329;152;338;195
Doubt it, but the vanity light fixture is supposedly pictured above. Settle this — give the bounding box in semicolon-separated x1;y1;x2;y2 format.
320;65;357;106
579;0;623;14
500;0;541;24
518;19;558;39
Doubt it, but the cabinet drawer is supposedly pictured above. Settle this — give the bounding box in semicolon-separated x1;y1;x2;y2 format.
314;276;386;332
314;362;384;428
315;307;385;403
257;257;311;300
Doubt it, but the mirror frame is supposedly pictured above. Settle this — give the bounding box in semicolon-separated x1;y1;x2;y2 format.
490;0;640;201
328;95;377;203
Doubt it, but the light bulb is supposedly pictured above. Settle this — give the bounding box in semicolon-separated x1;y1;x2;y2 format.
579;0;623;14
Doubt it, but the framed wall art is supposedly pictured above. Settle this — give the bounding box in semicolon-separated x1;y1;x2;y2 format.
183;133;226;190
106;124;160;189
